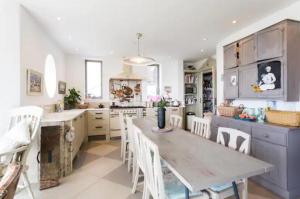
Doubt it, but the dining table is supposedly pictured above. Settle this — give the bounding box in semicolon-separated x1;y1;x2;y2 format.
133;117;273;199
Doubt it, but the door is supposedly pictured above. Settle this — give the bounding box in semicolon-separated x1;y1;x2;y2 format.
252;138;287;189
239;35;256;66
257;23;284;61
223;68;239;99
224;42;238;69
239;64;259;98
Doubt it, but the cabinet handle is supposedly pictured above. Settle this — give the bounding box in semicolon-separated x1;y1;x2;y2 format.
95;117;103;120
95;112;103;115
96;126;103;129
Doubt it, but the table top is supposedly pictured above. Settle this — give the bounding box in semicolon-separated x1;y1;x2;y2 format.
133;117;273;192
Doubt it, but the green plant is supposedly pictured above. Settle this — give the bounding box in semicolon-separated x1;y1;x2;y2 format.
64;88;81;109
157;97;167;109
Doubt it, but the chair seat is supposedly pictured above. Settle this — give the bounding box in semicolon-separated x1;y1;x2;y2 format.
209;183;233;192
164;173;207;199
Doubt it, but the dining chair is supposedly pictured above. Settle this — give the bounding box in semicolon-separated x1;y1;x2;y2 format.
169;115;182;128
0;164;22;199
140;131;209;199
207;127;251;199
131;125;145;194
1;106;43;199
119;112;129;164
125;116;137;175
190;117;211;139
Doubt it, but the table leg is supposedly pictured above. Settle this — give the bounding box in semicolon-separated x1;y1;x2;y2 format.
185;186;190;199
232;181;240;199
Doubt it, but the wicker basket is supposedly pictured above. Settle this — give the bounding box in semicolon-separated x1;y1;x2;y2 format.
218;104;244;117
266;110;300;127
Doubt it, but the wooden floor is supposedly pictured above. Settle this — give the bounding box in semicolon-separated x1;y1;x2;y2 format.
16;140;283;199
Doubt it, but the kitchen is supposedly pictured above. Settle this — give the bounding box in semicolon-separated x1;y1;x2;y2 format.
1;0;300;199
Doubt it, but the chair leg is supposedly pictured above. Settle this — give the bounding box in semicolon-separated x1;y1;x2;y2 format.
122;144;127;164
128;151;132;172
22;171;35;199
132;165;140;193
242;179;248;199
120;139;124;158
132;155;137;183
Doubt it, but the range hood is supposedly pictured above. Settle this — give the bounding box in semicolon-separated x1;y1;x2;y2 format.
110;64;143;80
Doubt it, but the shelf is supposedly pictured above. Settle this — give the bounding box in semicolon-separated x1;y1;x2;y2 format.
185;93;197;95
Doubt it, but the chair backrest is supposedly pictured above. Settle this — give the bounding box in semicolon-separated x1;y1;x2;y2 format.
132;125;144;171
126;116;137;150
217;127;251;155
169;115;182;128
119;112;127;138
140;132;165;199
0;164;22;199
190;117;211;139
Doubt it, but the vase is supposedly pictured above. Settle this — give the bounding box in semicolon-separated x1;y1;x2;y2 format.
157;107;166;129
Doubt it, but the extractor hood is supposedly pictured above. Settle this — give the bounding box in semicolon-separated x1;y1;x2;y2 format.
110;64;143;80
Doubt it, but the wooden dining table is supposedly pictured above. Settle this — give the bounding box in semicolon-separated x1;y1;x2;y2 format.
133;117;273;199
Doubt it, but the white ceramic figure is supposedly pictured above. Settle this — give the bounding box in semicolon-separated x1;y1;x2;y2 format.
259;66;276;91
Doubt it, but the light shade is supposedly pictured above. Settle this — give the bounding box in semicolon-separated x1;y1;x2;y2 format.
123;56;156;66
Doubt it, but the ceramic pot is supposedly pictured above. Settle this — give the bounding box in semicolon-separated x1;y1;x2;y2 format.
157;107;166;129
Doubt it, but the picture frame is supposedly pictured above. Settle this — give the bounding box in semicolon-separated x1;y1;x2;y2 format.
27;69;43;96
58;81;67;94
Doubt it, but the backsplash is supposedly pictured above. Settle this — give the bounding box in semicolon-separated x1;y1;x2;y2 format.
231;99;300;111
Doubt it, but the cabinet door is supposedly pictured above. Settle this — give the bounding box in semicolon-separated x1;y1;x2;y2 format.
252;138;287;189
223;68;239;99
239;35;256;66
239;64;259;98
257;24;284;61
224;43;238;69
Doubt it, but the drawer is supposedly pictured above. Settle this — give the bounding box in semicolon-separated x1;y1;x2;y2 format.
88;111;109;118
252;125;287;146
88;125;107;135
212;117;251;134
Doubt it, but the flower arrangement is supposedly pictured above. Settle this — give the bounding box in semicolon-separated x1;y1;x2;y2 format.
150;95;167;108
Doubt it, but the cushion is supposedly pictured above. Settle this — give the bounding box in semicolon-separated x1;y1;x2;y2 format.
0;121;30;163
209;183;232;192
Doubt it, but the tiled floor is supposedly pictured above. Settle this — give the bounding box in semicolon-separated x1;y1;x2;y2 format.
16;140;282;199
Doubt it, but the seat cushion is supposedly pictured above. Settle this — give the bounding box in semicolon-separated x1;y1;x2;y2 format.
209;183;232;192
164;173;208;199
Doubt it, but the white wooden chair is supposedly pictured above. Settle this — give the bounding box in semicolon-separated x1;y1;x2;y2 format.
125;116;137;175
169;115;182;128
0;106;43;199
131;125;145;194
207;127;251;199
141;131;209;199
190;117;211;139
119;112;129;164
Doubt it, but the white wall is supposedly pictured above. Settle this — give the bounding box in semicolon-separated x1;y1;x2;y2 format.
216;1;300;111
0;0;20;134
20;7;66;106
66;54;184;102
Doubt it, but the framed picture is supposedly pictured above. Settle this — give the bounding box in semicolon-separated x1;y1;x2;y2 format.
27;69;43;96
58;81;67;94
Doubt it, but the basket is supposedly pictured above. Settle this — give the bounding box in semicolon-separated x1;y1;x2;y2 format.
218;104;244;117
266;110;300;127
78;103;89;109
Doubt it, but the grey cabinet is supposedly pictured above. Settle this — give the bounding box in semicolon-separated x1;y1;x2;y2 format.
239;35;256;66
238;64;258;98
223;68;238;99
224;42;238;69
257;23;284;61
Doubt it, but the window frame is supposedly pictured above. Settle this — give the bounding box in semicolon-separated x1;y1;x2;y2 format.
147;64;160;96
85;60;103;99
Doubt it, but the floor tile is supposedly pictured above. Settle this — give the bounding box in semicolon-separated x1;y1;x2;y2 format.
74;179;131;199
86;144;118;156
73;151;102;170
105;146;122;160
103;164;132;188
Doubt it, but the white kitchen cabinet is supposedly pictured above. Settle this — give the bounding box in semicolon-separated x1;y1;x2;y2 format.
72;113;86;160
87;109;109;140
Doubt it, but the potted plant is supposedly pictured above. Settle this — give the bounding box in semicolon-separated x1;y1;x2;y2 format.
157;97;167;129
64;88;81;110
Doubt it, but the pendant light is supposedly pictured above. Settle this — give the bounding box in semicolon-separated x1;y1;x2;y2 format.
123;33;156;66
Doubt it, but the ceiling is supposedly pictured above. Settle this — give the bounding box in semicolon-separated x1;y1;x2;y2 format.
20;0;298;61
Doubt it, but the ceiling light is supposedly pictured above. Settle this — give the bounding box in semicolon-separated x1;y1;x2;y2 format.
202;38;207;41
57;17;62;21
232;20;237;24
123;33;156;66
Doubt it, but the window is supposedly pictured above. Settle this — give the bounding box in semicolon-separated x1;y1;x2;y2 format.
44;54;57;98
145;64;160;97
85;60;102;99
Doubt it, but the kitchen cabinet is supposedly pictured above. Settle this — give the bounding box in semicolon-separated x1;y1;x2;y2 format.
238;64;258;98
72;113;86;159
239;35;256;66
224;42;238;69
257;23;284;61
211;116;300;199
88;109;109;140
223;68;239;99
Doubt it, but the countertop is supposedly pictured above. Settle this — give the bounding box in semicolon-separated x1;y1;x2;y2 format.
41;108;109;126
